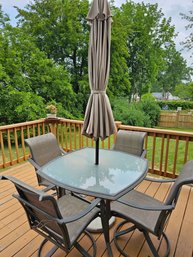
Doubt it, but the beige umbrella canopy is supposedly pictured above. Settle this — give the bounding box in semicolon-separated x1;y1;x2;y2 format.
82;0;117;164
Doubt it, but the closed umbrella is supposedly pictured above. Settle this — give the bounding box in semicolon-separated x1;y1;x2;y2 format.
82;0;117;164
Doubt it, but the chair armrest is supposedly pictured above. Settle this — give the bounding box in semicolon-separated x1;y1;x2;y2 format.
141;149;146;158
144;177;176;183
117;198;175;211
42;184;56;192
28;158;41;170
60;147;67;155
60;198;101;224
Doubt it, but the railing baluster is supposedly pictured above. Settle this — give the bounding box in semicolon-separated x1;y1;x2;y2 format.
164;135;170;177
151;133;156;174
0;131;6;168
74;124;77;149
184;137;189;164
37;124;41;135
32;125;36;137
27;125;30;138
14;128;20;163
69;123;72;150
173;136;179;178
21;127;27;161
159;134;165;176
7;129;13;165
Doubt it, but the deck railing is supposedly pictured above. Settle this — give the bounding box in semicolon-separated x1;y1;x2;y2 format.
1;117;193;178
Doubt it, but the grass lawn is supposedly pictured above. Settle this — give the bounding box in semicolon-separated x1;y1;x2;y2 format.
156;126;193;133
147;126;193;174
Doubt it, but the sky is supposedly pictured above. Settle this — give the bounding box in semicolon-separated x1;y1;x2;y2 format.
1;0;192;67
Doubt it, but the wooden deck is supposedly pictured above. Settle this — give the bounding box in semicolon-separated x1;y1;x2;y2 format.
0;162;193;257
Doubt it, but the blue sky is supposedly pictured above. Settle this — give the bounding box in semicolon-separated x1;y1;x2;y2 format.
1;0;192;67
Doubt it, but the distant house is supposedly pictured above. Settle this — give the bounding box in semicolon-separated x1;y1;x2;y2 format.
152;92;164;100
152;92;180;101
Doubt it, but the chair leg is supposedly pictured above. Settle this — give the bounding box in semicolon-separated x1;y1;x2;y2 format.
57;187;66;198
143;230;170;257
143;230;160;257
113;220;136;257
114;221;170;257
37;238;58;257
74;230;97;257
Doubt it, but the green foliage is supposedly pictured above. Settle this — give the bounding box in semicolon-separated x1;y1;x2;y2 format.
15;0;90;110
175;82;193;100
112;95;160;127
0;1;192;125
0;86;46;125
156;45;192;94
180;9;193;54
158;100;193;110
108;6;131;97
140;94;161;126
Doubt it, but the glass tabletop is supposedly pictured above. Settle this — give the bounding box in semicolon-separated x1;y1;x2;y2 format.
39;148;148;200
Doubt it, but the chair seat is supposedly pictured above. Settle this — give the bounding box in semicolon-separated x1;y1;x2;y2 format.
58;195;99;245
111;190;162;234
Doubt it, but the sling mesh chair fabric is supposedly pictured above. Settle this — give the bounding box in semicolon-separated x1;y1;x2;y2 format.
25;133;66;196
111;160;193;257
112;130;147;157
1;175;101;257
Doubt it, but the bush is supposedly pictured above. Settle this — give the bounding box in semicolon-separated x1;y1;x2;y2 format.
0;88;46;125
111;95;161;127
126;106;151;127
158;100;193;110
112;97;152;127
140;94;161;127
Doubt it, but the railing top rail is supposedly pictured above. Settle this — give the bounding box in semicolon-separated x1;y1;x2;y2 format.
119;125;193;138
1;118;193;138
0;119;45;131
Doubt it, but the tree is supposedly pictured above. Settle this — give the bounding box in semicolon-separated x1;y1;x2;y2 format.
15;0;90;96
180;4;193;59
156;44;192;95
0;5;77;123
0;86;46;125
175;82;193;100
108;5;131;98
117;2;177;99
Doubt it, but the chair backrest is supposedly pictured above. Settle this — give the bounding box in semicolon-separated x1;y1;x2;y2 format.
165;160;193;205
156;160;193;236
25;133;63;168
1;175;71;249
113;130;147;157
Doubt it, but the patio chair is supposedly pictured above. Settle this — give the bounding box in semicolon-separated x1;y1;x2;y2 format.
1;175;101;257
111;159;193;257
25;133;66;197
112;130;147;157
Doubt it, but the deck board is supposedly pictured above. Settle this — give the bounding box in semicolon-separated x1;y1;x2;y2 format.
0;162;193;257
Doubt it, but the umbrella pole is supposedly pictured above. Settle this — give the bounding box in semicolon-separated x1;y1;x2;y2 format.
95;138;99;165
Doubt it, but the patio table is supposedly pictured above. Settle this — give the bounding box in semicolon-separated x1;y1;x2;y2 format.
38;147;148;257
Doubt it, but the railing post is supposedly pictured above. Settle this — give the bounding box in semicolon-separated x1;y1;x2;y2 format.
44;117;60;136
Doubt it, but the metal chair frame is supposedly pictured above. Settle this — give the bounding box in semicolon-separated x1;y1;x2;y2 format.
111;160;193;257
25;133;66;197
1;175;102;257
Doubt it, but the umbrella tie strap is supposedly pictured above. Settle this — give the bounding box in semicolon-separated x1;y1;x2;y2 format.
91;90;106;95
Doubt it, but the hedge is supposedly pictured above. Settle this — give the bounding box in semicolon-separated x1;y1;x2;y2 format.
158;101;193;110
